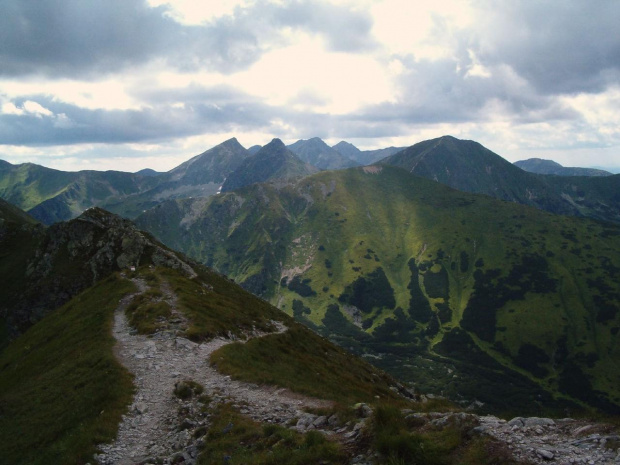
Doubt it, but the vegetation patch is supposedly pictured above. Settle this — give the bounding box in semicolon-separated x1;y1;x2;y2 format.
339;267;395;313
423;264;450;300
513;343;550;378
370;404;520;465
288;276;317;297
198;403;347;465
0;274;135;465
322;304;369;340
460;251;470;273
373;308;418;344
462;253;558;342
174;379;204;400
125;289;172;334
407;259;434;323
160;267;288;341
210;325;406;406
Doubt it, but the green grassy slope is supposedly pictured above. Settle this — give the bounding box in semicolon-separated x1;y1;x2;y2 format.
0;274;135;465
137;165;620;414
0;160;160;224
0;199;44;350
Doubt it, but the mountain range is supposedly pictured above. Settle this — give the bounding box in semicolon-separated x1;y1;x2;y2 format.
2;134;620;464
287;137;359;170
2;135;618;225
331;140;405;165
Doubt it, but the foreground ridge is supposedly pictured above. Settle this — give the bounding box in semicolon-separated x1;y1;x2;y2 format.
96;275;334;465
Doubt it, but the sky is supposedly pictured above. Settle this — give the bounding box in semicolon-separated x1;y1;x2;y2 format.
1;0;619;173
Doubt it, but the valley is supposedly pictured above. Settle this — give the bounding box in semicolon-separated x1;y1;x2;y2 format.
135;163;620;415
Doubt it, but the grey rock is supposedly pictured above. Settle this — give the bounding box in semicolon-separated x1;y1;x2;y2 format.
354;403;373;418
296;413;317;431
508;417;525;428
536;448;554;460
470;426;490;436
134;402;148;414
523;417;555;427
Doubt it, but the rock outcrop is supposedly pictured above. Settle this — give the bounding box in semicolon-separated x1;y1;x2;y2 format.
1;207;197;340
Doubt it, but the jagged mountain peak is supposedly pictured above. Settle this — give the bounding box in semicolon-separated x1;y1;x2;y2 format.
287;137;359;170
221;139;318;192
261;137;287;150
332;140;360;152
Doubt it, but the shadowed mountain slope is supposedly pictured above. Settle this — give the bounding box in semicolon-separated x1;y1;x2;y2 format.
221;138;319;192
378;135;620;224
0;204;196;344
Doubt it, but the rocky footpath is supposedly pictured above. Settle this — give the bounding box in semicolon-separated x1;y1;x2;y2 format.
95;277;335;465
398;410;620;464
94;275;620;465
478;415;620;464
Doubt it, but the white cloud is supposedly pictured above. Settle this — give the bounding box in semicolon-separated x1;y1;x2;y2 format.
228;33;393;113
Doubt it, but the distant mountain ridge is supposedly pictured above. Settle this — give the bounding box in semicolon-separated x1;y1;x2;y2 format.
0;161;160;224
0;138;251;224
287;137;359;170
101;137;252;218
378;135;620;224
332;141;405;165
515;158;613;176
221;138;319;192
2;135;619;225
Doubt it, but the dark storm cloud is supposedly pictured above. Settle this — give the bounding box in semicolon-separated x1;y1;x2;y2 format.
472;0;620;94
0;0;375;78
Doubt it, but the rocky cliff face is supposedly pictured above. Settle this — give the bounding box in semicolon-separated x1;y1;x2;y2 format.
1;207;196;340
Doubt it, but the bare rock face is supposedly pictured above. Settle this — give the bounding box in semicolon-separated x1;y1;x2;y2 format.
2;207;196;339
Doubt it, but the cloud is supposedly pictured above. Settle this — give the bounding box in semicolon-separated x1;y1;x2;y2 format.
0;86;294;145
471;0;620;94
0;0;376;78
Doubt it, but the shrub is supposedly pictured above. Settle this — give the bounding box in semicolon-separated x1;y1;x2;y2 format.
174;380;204;400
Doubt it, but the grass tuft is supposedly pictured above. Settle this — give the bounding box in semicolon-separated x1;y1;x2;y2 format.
174;379;204;400
198;403;347;464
